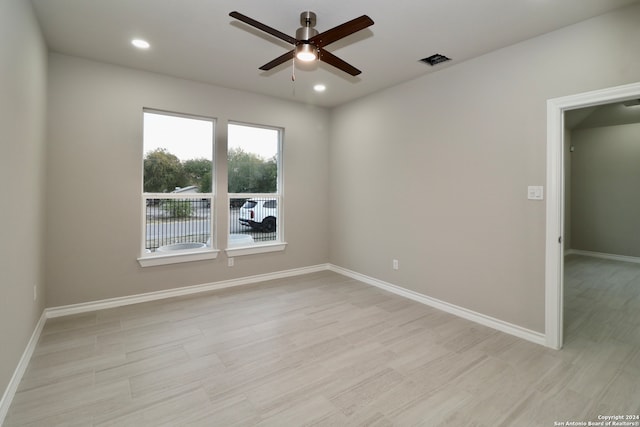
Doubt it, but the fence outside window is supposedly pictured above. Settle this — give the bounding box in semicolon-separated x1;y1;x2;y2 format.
143;195;212;252
142;194;280;254
229;195;280;244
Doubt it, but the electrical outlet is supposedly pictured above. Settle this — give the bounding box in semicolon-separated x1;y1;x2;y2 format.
393;259;399;270
228;257;234;267
33;285;37;301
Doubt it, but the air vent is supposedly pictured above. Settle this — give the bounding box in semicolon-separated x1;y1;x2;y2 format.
420;54;451;66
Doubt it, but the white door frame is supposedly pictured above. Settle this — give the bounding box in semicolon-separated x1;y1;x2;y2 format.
545;81;640;349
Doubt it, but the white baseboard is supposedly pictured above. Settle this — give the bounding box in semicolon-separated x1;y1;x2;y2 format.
0;265;328;425
47;262;546;347
565;249;640;264
2;261;549;424
45;264;331;318
328;265;547;347
45;263;548;350
0;311;47;425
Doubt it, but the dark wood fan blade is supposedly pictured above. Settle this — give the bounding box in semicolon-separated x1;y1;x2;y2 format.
318;49;361;76
259;50;295;71
229;11;298;45
309;15;374;48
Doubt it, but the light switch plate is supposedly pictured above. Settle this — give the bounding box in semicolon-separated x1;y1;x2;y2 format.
528;186;544;200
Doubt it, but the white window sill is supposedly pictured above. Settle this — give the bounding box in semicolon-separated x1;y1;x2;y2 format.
225;242;287;257
138;249;219;267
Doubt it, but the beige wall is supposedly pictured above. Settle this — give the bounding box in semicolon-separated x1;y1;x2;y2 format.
329;3;640;333
45;54;330;307
570;123;640;257
0;0;47;398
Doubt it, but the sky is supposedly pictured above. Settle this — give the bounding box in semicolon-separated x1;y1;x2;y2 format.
143;112;279;161
228;123;278;160
143;112;213;160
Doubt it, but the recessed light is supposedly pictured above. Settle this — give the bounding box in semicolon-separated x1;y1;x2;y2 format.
313;84;326;92
131;39;150;49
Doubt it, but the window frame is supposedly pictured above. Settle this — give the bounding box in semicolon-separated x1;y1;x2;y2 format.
226;121;286;257
138;109;218;267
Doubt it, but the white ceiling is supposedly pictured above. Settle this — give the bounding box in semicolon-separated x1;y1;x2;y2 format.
566;101;640;130
30;0;640;108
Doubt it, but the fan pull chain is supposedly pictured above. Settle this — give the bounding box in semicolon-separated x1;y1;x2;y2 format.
291;56;296;96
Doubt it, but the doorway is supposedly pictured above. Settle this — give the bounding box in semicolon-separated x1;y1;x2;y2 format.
545;81;640;349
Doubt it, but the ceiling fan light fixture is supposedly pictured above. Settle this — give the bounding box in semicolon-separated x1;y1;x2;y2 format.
295;43;317;62
295;17;319;62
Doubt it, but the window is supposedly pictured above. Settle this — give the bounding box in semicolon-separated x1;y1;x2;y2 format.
227;122;286;256
138;110;217;266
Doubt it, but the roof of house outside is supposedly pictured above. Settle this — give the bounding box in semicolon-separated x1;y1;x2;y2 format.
171;186;199;194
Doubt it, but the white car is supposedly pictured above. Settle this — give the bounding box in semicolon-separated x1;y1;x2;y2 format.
238;199;277;232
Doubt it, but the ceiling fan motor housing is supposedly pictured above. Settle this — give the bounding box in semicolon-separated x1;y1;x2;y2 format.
295;26;319;41
295;12;319;59
300;11;316;28
296;12;319;42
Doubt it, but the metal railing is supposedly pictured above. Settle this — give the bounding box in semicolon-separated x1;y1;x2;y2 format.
229;195;280;243
141;194;281;253
143;196;212;251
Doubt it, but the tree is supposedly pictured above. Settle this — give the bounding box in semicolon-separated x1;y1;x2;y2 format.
261;156;278;192
144;148;275;194
228;148;277;193
183;158;213;193
143;148;187;193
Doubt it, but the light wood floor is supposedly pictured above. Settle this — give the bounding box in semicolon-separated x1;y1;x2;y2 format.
4;258;640;426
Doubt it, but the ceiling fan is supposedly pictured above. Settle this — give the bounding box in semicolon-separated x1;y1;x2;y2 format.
229;11;374;76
